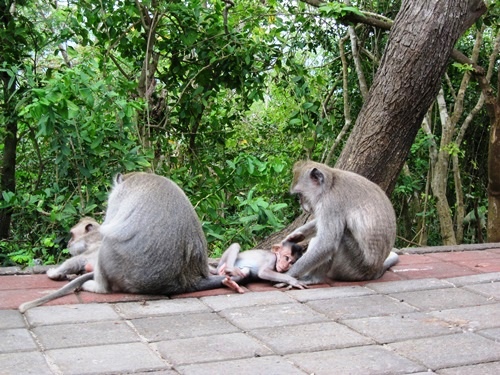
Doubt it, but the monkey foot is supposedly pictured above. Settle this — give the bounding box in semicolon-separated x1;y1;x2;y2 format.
222;277;245;294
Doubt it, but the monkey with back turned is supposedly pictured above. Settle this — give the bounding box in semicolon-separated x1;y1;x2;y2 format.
19;172;235;312
281;160;399;285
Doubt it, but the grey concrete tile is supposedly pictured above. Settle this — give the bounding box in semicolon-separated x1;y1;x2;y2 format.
218;303;327;330
445;272;500;287
430;303;500;330
478;327;500;341
131;312;239;341
366;278;453;294
389;333;500;370
250;321;372;354
24;303;120;327
115;298;211;318
0;309;25;329
285;285;375;302
306;294;417;320
341;312;462;344
177;355;307;375
464;281;500;299
0;328;37;353
286;345;425;375
32;320;139;349
153;332;273;366
389;288;493;311
201;290;296;311
437;361;500;375
47;342;168;374
0;351;53;375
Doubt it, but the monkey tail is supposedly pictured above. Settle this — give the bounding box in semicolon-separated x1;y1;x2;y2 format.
19;272;94;313
383;251;399;270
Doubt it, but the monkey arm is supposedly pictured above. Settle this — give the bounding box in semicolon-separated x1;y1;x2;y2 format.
286;235;336;280
284;219;317;242
46;256;88;280
257;267;306;288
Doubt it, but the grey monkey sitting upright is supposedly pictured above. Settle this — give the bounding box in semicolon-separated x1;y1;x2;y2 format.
19;172;231;312
282;160;399;285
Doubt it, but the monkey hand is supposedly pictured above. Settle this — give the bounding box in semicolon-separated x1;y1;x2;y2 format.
218;263;245;278
284;232;305;243
273;279;308;290
46;269;67;281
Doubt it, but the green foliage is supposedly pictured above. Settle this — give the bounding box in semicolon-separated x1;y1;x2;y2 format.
1;0;496;266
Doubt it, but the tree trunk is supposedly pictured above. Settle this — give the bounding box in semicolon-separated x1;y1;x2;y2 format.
334;0;486;193
0;71;18;239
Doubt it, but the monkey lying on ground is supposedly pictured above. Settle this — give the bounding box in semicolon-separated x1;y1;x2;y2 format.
217;242;306;292
19;172;235;313
45;217;101;280
281;160;399;285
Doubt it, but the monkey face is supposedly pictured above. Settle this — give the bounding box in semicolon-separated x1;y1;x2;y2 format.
272;244;298;273
291;162;327;214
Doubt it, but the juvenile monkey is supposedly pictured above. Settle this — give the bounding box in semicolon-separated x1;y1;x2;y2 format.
282;160;399;285
45;217;101;280
19;172;232;313
217;242;306;292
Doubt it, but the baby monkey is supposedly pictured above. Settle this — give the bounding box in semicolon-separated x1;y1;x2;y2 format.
217;241;306;292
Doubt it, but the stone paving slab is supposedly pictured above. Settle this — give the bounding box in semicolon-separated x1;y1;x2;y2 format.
249;321;373;354
0;351;54;375
218;302;327;330
200;290;296;311
131;312;239;341
429;303;500;330
153;332;273;366
24;303;120;327
306;294;418;320
285;345;426;375
437;362;500;375
1;246;500;374
32;320;140;350
388;332;500;370
114;298;211;319
176;355;308;375
340;312;463;344
46;342;169;375
389;287;494;311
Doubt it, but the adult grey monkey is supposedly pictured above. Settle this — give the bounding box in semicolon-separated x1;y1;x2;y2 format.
19;172;232;312
281;160;399;285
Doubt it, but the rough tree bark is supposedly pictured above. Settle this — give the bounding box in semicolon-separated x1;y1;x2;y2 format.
257;0;486;249
335;0;486;192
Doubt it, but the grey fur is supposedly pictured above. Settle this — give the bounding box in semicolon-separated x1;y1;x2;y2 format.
284;161;399;284
46;217;101;280
19;172;226;312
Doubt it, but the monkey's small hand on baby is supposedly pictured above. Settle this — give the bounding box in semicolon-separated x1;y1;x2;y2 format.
273;279;308;290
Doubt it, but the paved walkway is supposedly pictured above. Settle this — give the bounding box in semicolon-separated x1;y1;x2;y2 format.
1;243;500;374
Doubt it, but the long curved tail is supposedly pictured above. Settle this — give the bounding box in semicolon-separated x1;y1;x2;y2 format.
19;272;94;313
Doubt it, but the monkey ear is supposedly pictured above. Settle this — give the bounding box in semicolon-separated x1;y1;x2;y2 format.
85;223;95;233
114;173;124;185
271;244;280;253
310;168;325;185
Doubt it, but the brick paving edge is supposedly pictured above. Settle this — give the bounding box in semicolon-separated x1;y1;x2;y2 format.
1;242;499;276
